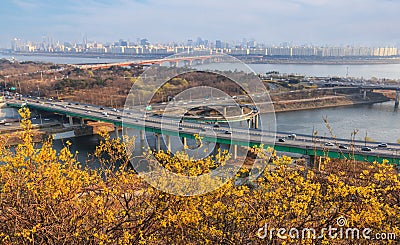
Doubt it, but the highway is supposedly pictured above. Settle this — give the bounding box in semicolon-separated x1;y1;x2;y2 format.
5;96;400;164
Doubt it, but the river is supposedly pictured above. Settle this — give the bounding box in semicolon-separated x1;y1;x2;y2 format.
2;53;400;80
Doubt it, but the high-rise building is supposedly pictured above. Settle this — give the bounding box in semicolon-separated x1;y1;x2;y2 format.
11;38;21;51
215;40;222;49
140;38;149;46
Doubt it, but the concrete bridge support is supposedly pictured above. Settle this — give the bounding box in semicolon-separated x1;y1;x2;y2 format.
309;155;322;171
254;115;259;129
395;90;399;109
156;133;161;151
68;116;73;126
232;144;237;159
182;137;187;149
363;89;367;100
166;135;171;152
169;61;178;67
140;130;145;141
80;118;85;126
183;60;192;67
114;126;119;138
215;143;221;160
246;115;259;129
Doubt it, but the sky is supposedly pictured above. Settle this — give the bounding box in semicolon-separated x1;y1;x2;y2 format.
1;0;400;48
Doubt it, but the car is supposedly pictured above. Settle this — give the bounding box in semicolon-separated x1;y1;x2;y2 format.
213;124;220;128
377;143;388;148
288;133;296;139
224;131;232;134
278;138;286;142
338;145;348;149
178;127;183;130
100;107;104;110
75;102;79;105
200;128;206;131
117;116;122;119
361;147;372;152
325;142;334;146
67;102;72;105
86;110;91;113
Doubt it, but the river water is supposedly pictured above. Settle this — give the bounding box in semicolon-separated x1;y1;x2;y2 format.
2;53;400;80
1;54;399;160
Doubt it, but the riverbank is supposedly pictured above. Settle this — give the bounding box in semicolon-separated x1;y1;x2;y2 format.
245;57;400;65
270;93;391;113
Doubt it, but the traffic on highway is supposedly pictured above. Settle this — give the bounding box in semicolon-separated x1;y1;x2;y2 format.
5;94;400;159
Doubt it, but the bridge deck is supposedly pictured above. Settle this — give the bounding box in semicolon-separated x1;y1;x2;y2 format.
6;97;400;165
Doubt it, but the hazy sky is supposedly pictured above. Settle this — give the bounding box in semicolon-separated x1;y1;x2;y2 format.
1;0;400;47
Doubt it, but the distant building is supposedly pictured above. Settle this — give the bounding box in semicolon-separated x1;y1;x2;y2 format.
215;40;222;49
140;39;149;46
11;38;22;52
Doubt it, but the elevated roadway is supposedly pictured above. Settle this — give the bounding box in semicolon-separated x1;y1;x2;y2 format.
6;97;400;165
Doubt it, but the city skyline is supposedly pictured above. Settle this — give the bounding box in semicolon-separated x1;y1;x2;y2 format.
7;37;400;58
1;0;400;48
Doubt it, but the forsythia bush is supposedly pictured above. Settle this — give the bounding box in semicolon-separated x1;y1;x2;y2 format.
0;108;398;244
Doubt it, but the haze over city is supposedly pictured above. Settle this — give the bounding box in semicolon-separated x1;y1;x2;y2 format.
1;0;400;48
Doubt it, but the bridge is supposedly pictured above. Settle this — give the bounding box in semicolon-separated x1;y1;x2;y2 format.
74;55;220;70
321;84;400;108
5;97;400;166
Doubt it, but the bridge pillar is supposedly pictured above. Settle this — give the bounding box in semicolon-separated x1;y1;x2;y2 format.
114;126;119;138
68;116;73;126
169;61;178;67
254;115;259;129
247;119;251;129
182;137;187;149
80;118;85;126
122;127;128;138
395;90;399;108
215;143;221;160
309;155;322;170
232;144;237;159
166;135;171;152
363;89;367;100
140;130;145;141
183;60;192;67
223;107;227;117
156;134;161;151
